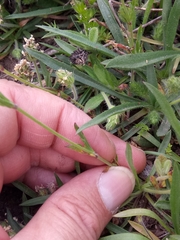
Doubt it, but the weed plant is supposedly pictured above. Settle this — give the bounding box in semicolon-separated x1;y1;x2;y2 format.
1;0;180;239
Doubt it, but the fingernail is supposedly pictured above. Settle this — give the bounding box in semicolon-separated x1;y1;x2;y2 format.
98;166;135;213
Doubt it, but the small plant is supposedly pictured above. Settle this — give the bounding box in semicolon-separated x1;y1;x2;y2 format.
1;0;180;239
0;0;71;59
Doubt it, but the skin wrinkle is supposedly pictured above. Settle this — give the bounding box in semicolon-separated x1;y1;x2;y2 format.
50;196;96;240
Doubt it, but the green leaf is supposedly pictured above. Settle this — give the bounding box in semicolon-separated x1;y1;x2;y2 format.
158;130;171;153
5;5;71;19
77;102;150;133
142;0;154;25
84;93;104;113
97;0;124;44
37;25;118;57
55;38;76;55
144;82;180;139
88;27;99;43
169;235;180;240
54;173;63;187
74;123;93;151
25;48;136;102
164;0;180;50
93;61;117;89
106;222;128;234
114;208;172;233
0;92;16;108
12;181;37;198
20;195;49;206
100;233;148;240
6;208;22;233
103;50;180;69
170;162;180;234
125;143;140;189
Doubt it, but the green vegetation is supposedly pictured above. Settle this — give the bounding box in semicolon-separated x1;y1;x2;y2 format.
1;0;180;239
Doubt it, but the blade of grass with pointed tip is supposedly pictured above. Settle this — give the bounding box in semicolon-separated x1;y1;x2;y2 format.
12;181;37;198
5;5;71;19
103;50;180;69
74;123;93;151
25;48;137;102
164;0;180;50
97;0;124;44
170;162;180;234
158;130;171;153
114;208;172;233
77;102;150;133
54;173;63;187
20;195;49;206
126;143;140;189
144;82;180;139
37;25;118;58
6;208;22;233
100;233;149;240
0;92;15;108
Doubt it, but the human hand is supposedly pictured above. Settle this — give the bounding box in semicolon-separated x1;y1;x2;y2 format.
0;79;146;240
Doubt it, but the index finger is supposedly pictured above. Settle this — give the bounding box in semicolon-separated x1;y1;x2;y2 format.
0;79;116;164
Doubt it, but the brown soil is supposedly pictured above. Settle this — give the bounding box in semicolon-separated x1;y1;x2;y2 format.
0;185;23;223
0;56;17;80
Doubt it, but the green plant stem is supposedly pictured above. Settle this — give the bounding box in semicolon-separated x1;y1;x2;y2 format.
143;187;170;195
16;105;113;166
31;58;42;87
0;65;56;94
170;98;180;106
101;91;114;109
145;193;173;224
71;84;78;101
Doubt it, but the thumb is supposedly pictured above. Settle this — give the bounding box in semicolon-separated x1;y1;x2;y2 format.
13;167;135;240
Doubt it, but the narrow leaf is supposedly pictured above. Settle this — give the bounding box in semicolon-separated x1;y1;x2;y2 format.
103;50;180;69
25;48;136;102
12;181;37;198
20;195;49;206
5;5;71;19
114;208;172;233
37;25;118;57
6;208;22;233
145;82;180;139
84;94;104;113
74;123;93;151
97;0;124;43
126;143;140;189
54;173;63;187
164;0;180;50
158;130;171;153
77;102;150;133
100;233;149;240
128;220;159;240
170;162;180;234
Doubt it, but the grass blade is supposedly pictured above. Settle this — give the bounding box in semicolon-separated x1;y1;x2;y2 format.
144;82;180;139
97;0;124;43
20;195;49;206
126;143;140;189
12;181;37;198
100;233;149;240
114;208;172;233
103;50;180;69
25;48;137;102
37;25;118;57
170;162;180;234
164;0;180;50
77;102;150;133
5;5;71;19
6;208;22;233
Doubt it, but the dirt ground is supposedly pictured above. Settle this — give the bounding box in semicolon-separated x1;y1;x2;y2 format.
0;56;17;80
